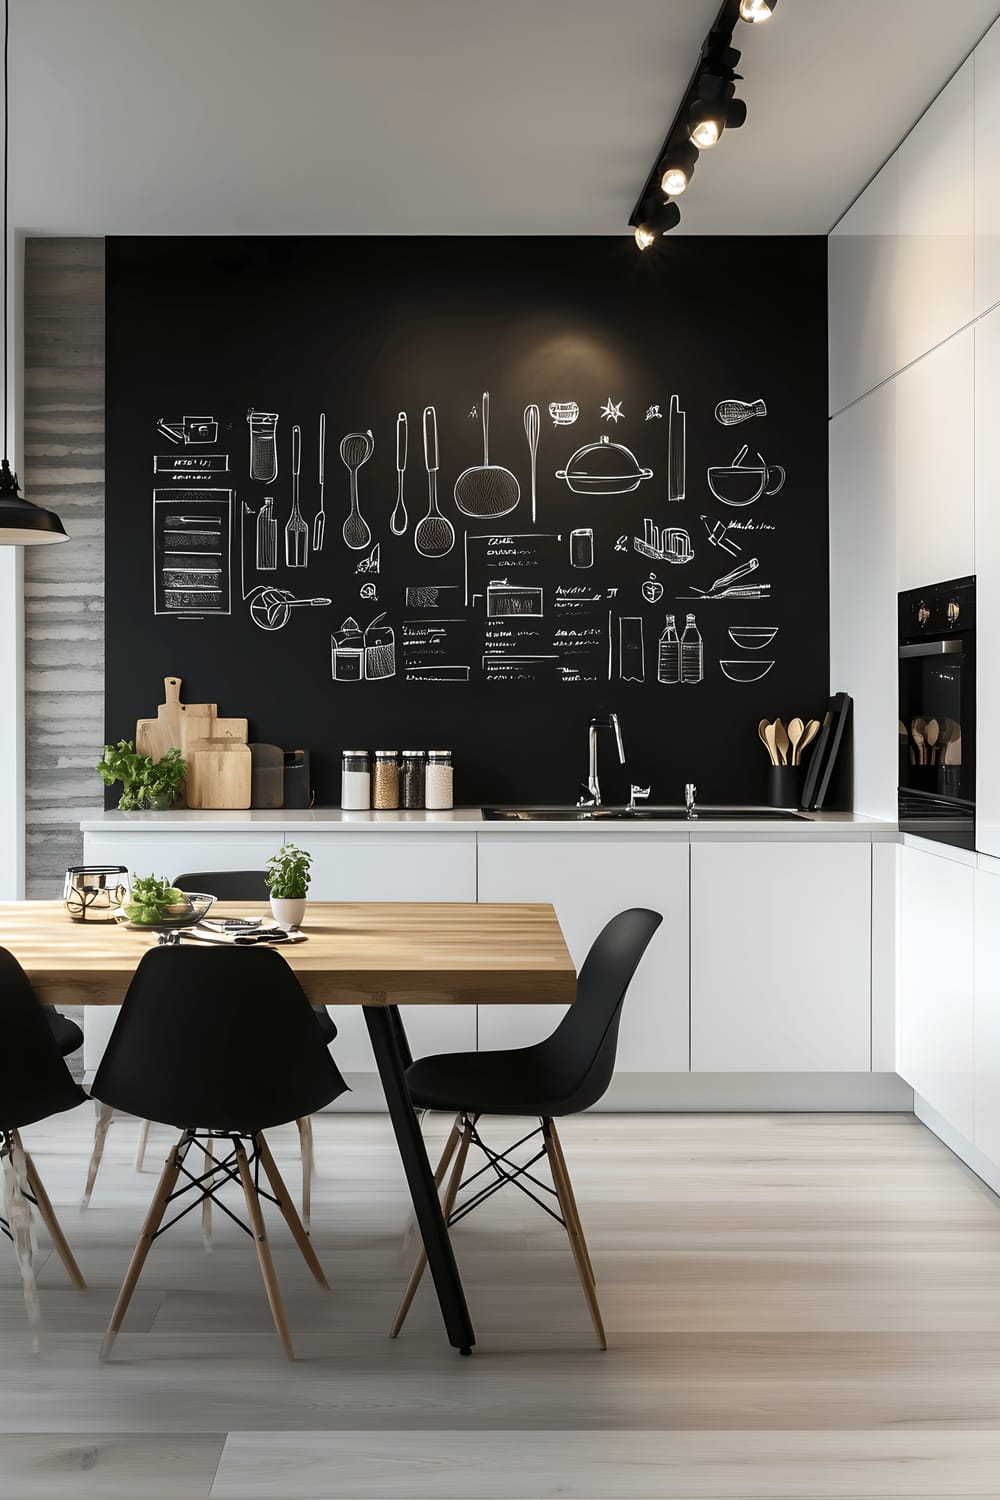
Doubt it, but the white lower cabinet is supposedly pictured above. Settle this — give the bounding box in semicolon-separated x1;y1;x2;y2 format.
974;862;1000;1162
475;835;689;1073
690;843;872;1072
897;844;975;1139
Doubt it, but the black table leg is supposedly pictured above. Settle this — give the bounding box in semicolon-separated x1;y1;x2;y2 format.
364;1004;475;1355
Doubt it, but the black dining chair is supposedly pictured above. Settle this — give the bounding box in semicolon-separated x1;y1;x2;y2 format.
83;869;336;1227
93;943;349;1361
0;946;88;1351
390;907;662;1350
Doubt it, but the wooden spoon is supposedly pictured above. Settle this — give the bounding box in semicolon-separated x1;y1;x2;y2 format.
911;717;927;766
786;717;805;766
924;718;940;764
764;722;780;768
758;718;779;765
797;719;821;760
773;718;790;767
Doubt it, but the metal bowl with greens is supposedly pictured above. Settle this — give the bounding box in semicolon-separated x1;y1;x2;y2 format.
114;874;215;932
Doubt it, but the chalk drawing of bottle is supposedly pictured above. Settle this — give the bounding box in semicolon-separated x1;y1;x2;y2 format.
657;614;680;685
681;612;703;684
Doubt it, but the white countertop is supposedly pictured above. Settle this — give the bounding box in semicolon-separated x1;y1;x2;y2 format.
81;807;898;840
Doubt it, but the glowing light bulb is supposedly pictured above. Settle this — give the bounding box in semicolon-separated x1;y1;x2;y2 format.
739;0;775;20
691;119;720;149
660;167;689;196
634;225;656;251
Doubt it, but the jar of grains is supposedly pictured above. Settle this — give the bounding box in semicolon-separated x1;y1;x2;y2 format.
400;750;426;809
372;750;400;809
424;750;453;810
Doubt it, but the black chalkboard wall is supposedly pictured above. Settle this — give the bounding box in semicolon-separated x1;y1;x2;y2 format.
105;236;829;807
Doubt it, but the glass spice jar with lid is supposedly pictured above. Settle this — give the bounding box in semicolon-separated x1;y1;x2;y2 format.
400;750;426;810
372;750;400;810
341;749;371;811
424;750;453;810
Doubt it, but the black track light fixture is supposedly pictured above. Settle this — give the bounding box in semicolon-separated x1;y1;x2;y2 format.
628;0;777;247
659;141;699;197
0;0;67;545
633;199;682;250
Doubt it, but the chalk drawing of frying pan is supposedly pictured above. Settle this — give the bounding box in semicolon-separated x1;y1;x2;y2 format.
249;587;332;632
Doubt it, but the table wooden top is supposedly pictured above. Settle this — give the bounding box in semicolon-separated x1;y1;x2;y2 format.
0;901;577;1008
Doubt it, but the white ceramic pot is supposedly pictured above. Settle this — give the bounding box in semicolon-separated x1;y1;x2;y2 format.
270;896;306;931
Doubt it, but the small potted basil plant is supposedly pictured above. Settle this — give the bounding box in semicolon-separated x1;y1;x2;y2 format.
96;741;187;811
266;841;312;930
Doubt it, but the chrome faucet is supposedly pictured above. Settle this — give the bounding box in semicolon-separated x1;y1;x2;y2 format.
579;713;625;807
685;781;698;818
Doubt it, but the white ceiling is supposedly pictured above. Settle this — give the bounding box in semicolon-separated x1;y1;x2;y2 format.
13;0;1000;238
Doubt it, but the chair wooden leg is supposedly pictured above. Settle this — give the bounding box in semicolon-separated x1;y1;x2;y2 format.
201;1139;214;1251
100;1131;190;1363
133;1118;151;1172
81;1101;113;1208
235;1140;295;1361
16;1134;86;1292
295;1116;313;1230
547;1119;596;1287
543;1121;606;1350
256;1134;329;1289
391;1115;472;1339
2;1136;42;1353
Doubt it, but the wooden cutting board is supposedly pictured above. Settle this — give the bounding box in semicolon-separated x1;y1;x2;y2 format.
136;677;217;763
180;713;249;756
185;739;252;809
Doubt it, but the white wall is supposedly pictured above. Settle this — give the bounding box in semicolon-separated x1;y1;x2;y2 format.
828;23;1000;819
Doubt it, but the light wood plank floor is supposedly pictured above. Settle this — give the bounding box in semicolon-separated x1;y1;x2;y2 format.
2;1108;999;1498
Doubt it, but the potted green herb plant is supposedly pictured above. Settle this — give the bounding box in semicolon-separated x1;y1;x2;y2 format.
96;741;187;811
266;841;312;930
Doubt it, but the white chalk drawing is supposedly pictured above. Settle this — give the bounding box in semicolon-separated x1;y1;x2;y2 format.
406;666;472;682
556;435;652;496
467;404;478;418
719;658;775;683
548;401;579;427
157;416;218;446
154;454;229;476
600;398;624;423
645;404;663;421
634;519;693;564
391;412;408;536
707;444;785;507
313;413;327;552
415;406;455;558
256;497;277;571
682;556;771;601
486;580;544;618
454;392;520;518
286;424;308;568
153;489;232;617
355;543;380;575
701;514;742;557
247;409;278;482
642;574;664;604
570;527;594;568
249;587;332;632
341;429;374;551
619;617;645;683
668;394;686;502
405;584;461;609
680;613;704;683
727;625;779;651
524;404;540;523
359;582;379;601
331;612;396;682
715;397;767;426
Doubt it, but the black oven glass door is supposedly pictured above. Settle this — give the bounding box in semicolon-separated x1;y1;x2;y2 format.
899;637;974;805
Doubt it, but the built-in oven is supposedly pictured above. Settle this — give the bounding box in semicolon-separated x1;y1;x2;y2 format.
898;576;975;850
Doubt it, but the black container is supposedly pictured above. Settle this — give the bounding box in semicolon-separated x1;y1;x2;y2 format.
766;765;804;809
283;749;312;809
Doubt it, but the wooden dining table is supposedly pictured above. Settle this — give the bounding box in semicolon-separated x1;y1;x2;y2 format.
0;899;576;1355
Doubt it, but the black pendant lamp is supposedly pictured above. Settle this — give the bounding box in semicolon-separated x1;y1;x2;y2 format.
0;0;66;545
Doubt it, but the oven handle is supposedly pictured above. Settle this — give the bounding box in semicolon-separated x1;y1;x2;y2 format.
899;639;966;659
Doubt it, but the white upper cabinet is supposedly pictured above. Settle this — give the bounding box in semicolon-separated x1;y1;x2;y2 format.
828;154;898;415
895;325;975;592
975;308;1000;858
975;19;1000;316
897;60;975;370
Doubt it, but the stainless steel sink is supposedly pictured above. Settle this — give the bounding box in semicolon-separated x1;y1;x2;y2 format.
481;806;811;822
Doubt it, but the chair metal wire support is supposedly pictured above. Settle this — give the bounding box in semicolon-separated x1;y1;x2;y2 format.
152;1131;282;1242
446;1116;566;1230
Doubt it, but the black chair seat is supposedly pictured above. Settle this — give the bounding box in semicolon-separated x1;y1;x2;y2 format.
45;1009;84;1058
407;1041;572;1118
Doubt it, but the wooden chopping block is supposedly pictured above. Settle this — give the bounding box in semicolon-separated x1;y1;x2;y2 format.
184;739;252;809
136;677;217;763
180;713;249;756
